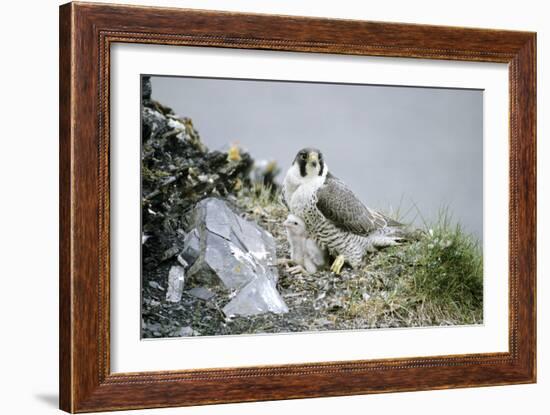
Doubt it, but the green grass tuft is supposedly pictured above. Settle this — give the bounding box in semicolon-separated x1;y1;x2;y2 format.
410;212;483;315
358;209;483;326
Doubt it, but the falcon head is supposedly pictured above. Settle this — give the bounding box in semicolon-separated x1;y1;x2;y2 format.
293;148;326;179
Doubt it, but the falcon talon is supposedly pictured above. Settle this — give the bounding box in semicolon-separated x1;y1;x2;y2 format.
278;258;294;266
330;255;346;275
288;265;307;275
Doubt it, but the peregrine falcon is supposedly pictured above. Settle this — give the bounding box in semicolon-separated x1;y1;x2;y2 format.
283;148;406;274
283;213;328;274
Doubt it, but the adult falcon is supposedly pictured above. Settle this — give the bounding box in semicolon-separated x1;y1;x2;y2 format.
283;148;407;274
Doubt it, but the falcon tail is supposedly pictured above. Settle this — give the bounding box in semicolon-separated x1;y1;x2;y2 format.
366;226;410;251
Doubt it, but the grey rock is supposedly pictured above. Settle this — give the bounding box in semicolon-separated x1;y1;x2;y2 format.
166;265;185;303
184;197;287;317
173;326;195;337
148;281;164;291
161;246;180;262
223;277;289;317
186;286;215;301
180;228;200;266
145;321;161;332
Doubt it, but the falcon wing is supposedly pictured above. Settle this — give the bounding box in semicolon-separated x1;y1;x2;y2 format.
316;174;390;236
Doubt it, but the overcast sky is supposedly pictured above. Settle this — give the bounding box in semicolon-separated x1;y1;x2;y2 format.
150;76;483;241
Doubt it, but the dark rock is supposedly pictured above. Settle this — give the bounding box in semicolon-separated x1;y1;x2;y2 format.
141;75;152;102
176;254;189;268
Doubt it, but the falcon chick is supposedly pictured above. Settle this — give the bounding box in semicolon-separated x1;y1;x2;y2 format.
283;148;406;274
283;214;328;274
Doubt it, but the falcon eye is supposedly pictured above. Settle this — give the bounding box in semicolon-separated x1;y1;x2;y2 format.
300;153;307;160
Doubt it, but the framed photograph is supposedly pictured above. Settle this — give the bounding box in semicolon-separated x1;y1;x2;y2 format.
59;2;536;412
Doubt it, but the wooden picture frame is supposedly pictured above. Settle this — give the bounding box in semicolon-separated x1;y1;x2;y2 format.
59;2;536;412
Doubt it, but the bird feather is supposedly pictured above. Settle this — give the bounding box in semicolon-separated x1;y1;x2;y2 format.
316;173;401;236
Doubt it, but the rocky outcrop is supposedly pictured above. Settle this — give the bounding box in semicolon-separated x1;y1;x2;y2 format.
141;76;287;325
141;76;253;270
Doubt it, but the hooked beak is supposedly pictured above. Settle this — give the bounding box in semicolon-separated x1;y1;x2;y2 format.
308;152;319;165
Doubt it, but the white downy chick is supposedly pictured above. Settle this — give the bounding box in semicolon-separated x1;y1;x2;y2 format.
283;214;327;273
